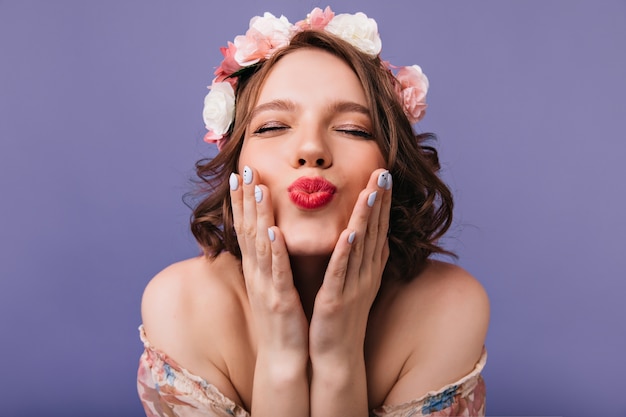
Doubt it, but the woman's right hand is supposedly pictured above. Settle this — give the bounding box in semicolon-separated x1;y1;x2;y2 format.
230;165;309;368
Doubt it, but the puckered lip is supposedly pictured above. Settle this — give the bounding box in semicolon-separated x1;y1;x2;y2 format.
287;176;337;210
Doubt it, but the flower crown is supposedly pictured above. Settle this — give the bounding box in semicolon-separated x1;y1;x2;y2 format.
202;7;429;150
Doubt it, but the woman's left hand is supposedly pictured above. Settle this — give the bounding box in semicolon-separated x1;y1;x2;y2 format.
308;168;391;416
309;168;392;364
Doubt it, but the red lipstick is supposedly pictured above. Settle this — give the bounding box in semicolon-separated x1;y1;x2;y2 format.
288;177;336;210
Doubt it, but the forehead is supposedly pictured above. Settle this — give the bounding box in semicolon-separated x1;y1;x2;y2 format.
255;48;367;106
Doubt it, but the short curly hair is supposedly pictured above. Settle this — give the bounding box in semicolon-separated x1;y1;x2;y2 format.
187;30;454;282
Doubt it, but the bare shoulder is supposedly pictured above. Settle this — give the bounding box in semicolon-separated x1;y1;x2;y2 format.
141;252;245;360
140;252;248;405
381;260;489;405
411;260;490;320
387;260;489;333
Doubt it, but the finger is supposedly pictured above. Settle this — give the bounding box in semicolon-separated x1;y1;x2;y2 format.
229;172;247;251
268;226;296;294
375;172;392;263
344;169;387;279
241;165;258;258
254;184;273;275
320;228;355;296
362;170;389;267
322;173;381;295
381;238;390;270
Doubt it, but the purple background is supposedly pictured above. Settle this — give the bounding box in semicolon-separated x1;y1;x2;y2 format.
1;1;625;416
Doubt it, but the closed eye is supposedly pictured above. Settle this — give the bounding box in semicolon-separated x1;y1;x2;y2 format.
253;123;289;135
336;128;373;139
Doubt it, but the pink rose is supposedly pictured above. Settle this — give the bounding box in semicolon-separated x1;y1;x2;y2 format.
396;65;429;123
234;13;293;66
203;131;229;151
295;6;335;30
214;41;241;83
250;12;292;41
233;33;270;66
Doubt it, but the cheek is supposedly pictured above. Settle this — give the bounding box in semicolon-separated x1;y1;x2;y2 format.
342;145;386;175
238;145;279;178
237;144;253;173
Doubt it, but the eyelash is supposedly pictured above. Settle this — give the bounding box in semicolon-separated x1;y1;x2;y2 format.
252;123;372;139
253;123;288;134
336;128;373;139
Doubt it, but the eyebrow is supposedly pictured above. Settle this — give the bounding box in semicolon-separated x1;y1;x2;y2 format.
327;101;370;116
249;99;297;120
249;99;371;120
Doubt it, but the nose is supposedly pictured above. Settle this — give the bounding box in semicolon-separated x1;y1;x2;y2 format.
292;128;332;168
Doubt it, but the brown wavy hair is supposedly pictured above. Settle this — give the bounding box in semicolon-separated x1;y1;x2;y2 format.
187;30;454;282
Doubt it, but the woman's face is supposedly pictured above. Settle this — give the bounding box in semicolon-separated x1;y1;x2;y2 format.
238;48;386;256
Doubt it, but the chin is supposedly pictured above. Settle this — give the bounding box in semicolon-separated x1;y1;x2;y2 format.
276;216;344;257
283;233;338;257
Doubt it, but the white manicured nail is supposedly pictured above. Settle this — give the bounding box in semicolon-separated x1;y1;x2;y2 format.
385;173;393;190
377;171;389;188
243;166;253;184
229;173;238;191
348;231;356;244
254;185;263;203
367;191;377;207
267;228;275;242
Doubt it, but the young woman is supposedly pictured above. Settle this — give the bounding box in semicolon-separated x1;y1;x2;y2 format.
138;7;489;417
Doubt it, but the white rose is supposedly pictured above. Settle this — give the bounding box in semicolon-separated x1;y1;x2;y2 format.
248;12;294;50
325;12;382;56
233;33;265;66
202;81;235;136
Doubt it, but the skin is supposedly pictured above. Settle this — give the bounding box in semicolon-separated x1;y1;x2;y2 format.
141;49;490;416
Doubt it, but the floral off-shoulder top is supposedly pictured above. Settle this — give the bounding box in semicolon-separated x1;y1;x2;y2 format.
137;325;487;417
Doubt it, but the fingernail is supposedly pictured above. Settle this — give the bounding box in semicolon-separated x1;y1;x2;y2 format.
377;171;389;188
385;173;393;190
229;173;239;191
367;191;377;207
243;166;253;184
348;231;356;244
268;227;275;242
254;185;263;203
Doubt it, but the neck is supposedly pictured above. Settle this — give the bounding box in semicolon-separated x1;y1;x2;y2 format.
290;254;331;321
